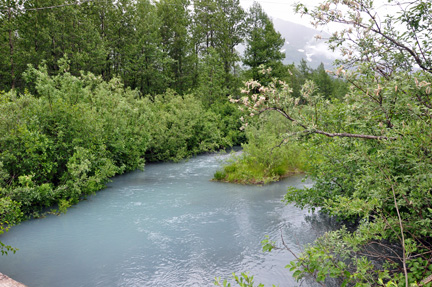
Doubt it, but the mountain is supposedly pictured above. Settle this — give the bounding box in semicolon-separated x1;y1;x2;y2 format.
272;18;339;69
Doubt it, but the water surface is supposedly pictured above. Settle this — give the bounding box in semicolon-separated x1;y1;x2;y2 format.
0;152;332;286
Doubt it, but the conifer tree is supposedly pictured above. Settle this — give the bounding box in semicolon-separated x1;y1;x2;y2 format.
243;2;285;82
157;0;195;93
0;0;23;90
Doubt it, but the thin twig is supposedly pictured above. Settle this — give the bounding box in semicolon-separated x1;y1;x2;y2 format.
279;230;326;287
258;107;397;140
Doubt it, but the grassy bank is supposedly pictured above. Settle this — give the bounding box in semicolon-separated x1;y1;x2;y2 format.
213;157;305;185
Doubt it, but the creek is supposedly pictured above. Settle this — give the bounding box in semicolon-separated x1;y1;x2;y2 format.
0;152;334;287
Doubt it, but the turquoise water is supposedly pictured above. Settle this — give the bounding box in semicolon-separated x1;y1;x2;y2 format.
0;152;330;286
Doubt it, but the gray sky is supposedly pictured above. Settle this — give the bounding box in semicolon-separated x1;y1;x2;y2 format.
239;0;323;27
239;0;401;30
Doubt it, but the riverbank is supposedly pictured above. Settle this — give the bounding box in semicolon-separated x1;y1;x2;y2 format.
0;273;26;287
0;153;320;287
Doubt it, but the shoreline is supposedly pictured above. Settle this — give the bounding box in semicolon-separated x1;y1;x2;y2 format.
212;170;305;185
0;273;26;287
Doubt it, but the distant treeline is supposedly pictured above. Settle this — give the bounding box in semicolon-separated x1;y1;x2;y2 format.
1;0;267;95
0;0;346;98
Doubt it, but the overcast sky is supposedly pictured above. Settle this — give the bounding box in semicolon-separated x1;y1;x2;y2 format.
239;0;323;27
239;0;402;31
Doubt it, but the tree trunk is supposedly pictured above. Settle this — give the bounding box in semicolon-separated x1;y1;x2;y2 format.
8;7;15;90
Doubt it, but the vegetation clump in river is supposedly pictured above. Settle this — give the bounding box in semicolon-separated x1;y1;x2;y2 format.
213;113;309;185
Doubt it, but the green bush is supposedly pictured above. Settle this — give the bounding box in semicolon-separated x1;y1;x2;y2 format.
0;61;237;225
145;90;229;162
213;170;227;181
213;112;308;184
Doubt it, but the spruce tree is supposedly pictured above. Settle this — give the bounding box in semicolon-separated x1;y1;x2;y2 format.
243;2;285;82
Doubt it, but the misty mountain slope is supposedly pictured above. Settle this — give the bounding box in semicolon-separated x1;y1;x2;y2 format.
273;18;338;69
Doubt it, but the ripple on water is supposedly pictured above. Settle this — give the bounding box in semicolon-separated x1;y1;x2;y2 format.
0;153;333;287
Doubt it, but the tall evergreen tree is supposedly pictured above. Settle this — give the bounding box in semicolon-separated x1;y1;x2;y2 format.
86;0;114;80
127;0;169;96
298;58;312;80
86;0;135;82
106;0;135;80
156;0;195;93
193;0;245;69
243;1;285;82
5;0;106;91
312;62;333;98
192;0;219;53
213;0;245;93
192;0;246;96
0;0;23;90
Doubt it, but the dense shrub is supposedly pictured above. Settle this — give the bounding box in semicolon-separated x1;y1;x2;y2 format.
0;61;237;245
145;90;228;162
